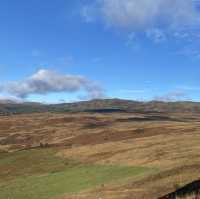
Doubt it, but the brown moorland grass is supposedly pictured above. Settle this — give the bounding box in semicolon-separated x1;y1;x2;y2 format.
176;194;200;199
0;111;200;198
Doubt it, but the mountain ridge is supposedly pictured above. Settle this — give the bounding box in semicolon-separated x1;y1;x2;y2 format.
0;98;200;115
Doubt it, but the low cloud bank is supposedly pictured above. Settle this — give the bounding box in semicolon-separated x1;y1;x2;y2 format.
1;69;105;100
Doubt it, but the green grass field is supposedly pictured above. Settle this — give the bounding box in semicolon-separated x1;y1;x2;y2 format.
0;149;153;199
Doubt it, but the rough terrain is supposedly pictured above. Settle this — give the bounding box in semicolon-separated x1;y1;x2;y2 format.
1;100;200;199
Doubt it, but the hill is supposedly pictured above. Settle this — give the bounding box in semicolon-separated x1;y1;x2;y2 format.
1;99;200;115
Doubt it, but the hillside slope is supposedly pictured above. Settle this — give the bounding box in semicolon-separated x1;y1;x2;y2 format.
1;99;200;115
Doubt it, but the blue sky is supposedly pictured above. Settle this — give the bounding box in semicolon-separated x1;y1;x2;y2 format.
1;0;200;103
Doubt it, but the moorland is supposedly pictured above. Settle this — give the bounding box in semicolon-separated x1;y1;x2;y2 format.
1;99;200;199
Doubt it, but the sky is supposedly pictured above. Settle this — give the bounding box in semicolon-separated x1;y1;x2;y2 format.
1;0;200;103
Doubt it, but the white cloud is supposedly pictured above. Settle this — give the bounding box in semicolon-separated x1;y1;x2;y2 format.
0;95;24;104
84;0;199;30
82;0;200;45
1;69;105;100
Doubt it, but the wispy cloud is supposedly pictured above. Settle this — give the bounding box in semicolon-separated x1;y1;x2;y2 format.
175;46;200;59
81;4;98;23
154;90;188;102
176;85;200;91
125;32;141;51
146;28;166;43
1;69;105;100
81;0;200;53
82;0;200;29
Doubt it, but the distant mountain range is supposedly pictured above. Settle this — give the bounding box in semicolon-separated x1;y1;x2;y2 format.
1;98;200;115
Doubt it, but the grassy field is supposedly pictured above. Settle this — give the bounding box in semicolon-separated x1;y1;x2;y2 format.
1;112;200;198
0;148;152;199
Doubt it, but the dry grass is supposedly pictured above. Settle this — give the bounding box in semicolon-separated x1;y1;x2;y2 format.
1;112;200;198
176;194;200;199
